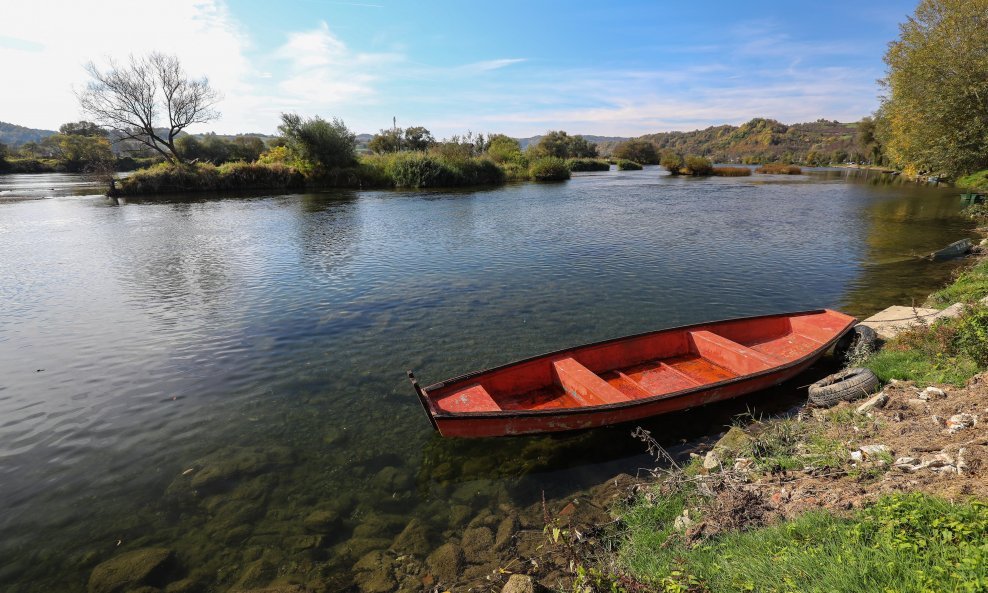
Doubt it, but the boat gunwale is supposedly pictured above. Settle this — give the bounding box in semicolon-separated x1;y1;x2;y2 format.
421;309;855;419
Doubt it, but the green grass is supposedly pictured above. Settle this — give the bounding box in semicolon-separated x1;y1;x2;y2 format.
927;258;988;307
957;169;988;191
862;345;979;387
620;493;988;593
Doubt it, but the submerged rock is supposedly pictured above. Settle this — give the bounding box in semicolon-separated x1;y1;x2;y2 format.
87;548;174;593
302;509;341;534
391;518;430;555
425;542;462;584
461;527;494;561
501;574;535;593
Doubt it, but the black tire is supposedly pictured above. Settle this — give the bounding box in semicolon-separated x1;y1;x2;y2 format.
833;324;879;363
807;367;880;407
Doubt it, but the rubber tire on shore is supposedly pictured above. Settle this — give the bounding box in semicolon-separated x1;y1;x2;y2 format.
832;324;879;363
807;367;880;408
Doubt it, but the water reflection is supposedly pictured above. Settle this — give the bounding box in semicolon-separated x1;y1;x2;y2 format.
0;170;973;592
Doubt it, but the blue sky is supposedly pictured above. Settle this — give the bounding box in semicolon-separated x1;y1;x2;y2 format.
0;0;916;137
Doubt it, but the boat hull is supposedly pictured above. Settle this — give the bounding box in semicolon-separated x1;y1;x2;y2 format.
410;309;855;438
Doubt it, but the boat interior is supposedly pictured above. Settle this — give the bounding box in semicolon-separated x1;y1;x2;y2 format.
429;311;852;414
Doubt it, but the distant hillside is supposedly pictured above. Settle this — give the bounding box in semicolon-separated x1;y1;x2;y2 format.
0;121;56;146
516;134;628;150
596;118;864;163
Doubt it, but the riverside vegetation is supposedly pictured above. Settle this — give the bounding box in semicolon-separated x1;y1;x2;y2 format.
112;120;633;195
534;246;988;593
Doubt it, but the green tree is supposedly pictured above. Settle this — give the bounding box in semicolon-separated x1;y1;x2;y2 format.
42;133;114;172
660;150;683;174
683;155;713;176
0;142;8;171
880;0;988;176
528;131;597;159
278;113;356;169
486;134;523;163
403;126;434;151
59;121;108;137
613;139;659;165
369;128;402;153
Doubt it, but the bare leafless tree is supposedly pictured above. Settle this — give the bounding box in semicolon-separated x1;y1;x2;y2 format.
79;53;220;165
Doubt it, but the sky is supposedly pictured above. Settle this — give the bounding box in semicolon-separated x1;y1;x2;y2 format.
0;0;917;138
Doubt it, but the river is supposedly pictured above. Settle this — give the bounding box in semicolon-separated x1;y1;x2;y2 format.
0;167;971;591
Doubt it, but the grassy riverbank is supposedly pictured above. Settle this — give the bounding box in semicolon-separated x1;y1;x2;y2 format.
114;155;611;195
556;252;988;593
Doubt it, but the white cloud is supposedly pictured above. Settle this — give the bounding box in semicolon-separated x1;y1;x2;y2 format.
271;22;403;112
0;0;263;132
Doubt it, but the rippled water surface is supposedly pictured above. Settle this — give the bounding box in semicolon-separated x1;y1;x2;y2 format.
0;168;972;591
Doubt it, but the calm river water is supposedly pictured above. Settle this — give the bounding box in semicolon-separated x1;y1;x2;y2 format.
0;168;971;591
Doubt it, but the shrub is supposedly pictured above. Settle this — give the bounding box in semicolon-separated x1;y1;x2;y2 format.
215;161;305;190
360;152;505;188
954;305;988;365
756;163;803;174
278;112;357;170
683;155;713;176
500;161;530;181
566;158;610;172
616;159;643;170
528;157;570;181
612;139;659;164
660;151;684;175
957;169;988;191
713;166;752;176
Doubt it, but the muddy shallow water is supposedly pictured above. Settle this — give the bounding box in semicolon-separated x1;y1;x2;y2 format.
0;168;972;591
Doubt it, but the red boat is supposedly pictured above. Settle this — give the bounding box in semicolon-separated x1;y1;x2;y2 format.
407;309;856;437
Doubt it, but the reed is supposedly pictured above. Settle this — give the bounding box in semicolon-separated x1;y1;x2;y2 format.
755;163;802;174
712;166;752;177
566;158;611;172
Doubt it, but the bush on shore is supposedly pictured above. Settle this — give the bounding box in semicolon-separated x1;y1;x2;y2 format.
660;151;684;175
362;152;504;188
756;163;803;174
616;159;643;171
712;166;752;177
566;158;610;172
529;157;571;181
683;155;714;176
117;162;305;195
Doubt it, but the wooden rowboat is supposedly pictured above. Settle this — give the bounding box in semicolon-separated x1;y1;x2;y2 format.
407;309;856;438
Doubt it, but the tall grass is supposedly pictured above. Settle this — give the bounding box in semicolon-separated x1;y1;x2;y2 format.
117;162;305;195
361;152;504;188
712;166;752;177
616;159;643;171
755;163;803;174
529;157;571;181
566;158;611;172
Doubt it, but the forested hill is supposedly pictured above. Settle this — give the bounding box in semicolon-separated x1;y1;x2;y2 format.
0;121;56;146
597;118;866;163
